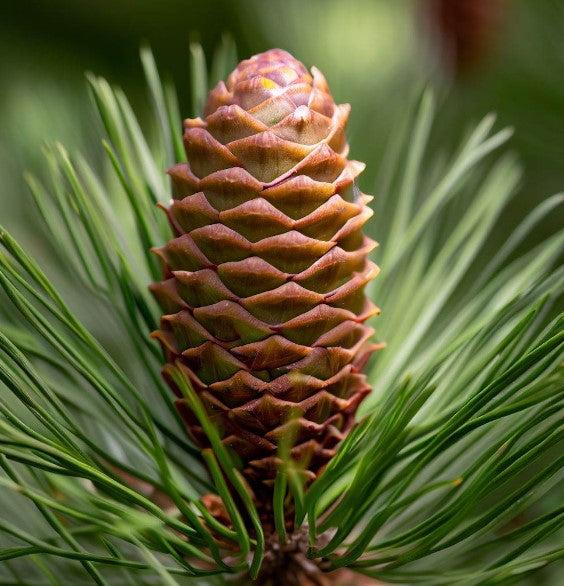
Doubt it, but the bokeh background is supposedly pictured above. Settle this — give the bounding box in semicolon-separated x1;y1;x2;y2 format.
1;0;563;252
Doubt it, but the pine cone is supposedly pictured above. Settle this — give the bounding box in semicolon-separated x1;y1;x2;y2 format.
150;49;380;501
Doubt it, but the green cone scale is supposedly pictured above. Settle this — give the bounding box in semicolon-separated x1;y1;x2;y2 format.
150;49;380;493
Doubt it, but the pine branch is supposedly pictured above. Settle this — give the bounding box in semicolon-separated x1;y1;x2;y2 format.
0;41;561;585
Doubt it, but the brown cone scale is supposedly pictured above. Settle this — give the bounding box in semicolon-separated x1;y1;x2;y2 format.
151;49;380;502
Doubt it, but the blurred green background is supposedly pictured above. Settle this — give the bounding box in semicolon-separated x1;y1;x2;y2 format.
1;0;563;259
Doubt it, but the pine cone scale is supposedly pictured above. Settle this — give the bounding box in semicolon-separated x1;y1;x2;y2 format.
151;49;380;495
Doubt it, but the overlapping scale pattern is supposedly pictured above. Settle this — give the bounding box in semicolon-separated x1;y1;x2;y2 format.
151;49;381;493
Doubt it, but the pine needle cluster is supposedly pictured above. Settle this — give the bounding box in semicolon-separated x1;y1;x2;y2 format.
0;40;562;585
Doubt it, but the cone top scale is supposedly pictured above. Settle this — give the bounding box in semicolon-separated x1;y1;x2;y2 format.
151;49;380;492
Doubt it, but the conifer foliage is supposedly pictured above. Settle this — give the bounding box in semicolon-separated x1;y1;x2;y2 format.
0;41;562;585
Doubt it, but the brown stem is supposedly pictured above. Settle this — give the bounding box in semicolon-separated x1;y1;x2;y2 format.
232;528;381;586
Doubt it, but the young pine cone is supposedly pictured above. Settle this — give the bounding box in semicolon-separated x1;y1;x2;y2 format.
150;49;380;497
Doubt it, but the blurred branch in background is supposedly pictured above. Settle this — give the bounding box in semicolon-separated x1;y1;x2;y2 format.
424;0;508;77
